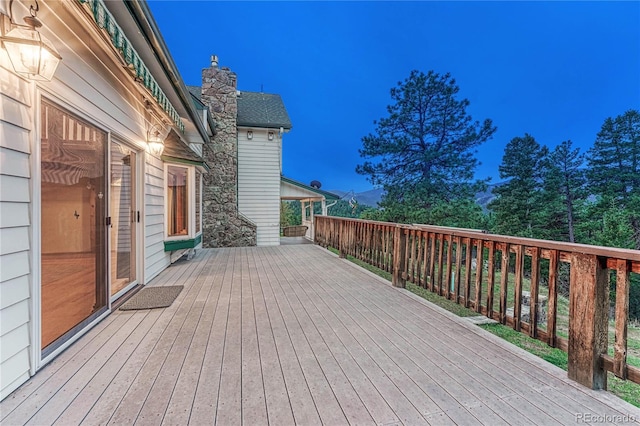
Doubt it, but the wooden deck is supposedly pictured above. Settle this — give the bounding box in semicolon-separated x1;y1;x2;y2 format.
2;245;639;425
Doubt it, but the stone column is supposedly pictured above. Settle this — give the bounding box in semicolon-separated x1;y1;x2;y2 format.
200;56;256;247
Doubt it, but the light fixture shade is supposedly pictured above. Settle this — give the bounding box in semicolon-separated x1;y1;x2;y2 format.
2;26;61;81
147;129;165;156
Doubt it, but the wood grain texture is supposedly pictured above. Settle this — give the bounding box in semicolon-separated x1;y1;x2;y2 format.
568;254;609;389
2;245;638;425
614;260;630;379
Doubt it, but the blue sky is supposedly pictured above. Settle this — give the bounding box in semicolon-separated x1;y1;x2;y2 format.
149;1;640;193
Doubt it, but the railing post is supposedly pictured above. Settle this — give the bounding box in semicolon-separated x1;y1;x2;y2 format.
392;226;407;288
568;253;608;389
614;259;630;379
339;220;346;258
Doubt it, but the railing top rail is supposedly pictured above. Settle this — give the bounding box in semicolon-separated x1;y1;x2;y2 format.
315;215;640;263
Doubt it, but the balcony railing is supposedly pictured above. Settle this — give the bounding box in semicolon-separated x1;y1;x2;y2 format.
315;215;640;390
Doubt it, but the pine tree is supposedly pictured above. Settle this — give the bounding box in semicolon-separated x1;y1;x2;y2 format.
586;110;640;249
356;70;495;223
489;134;548;238
539;140;586;242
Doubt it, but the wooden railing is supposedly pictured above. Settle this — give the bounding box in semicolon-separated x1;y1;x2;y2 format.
314;215;640;390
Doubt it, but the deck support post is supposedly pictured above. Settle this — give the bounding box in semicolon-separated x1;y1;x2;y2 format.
392;226;406;288
568;253;608;389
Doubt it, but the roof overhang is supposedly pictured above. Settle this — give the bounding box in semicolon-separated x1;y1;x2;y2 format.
161;129;209;172
103;1;209;145
281;176;340;201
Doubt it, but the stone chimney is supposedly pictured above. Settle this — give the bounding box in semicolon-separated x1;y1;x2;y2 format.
200;56;256;247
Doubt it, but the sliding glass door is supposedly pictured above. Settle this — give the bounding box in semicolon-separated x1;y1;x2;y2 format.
40;100;108;351
110;142;137;297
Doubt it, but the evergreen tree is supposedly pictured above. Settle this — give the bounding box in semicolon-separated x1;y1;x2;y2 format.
489;134;548;238
280;201;301;227
539;140;586;242
586;110;640;249
356;70;495;223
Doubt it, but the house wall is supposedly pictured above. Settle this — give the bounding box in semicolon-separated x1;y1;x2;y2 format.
0;0;177;399
144;154;170;282
0;62;34;401
238;128;282;246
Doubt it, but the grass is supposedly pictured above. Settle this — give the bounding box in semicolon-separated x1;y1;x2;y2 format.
480;324;640;408
326;245;640;407
479;324;568;370
328;247;477;317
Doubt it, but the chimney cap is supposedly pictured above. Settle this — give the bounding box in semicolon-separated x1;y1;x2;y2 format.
210;55;219;68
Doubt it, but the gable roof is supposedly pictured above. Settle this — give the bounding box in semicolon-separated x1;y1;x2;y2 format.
281;176;340;200
237;92;292;130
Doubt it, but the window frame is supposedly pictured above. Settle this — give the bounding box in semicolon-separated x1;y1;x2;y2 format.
164;163;202;242
195;171;202;234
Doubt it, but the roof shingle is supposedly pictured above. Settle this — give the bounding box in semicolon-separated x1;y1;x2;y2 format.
237;91;292;130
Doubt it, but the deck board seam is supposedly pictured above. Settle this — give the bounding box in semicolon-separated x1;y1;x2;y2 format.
301;250;565;424
267;246;375;425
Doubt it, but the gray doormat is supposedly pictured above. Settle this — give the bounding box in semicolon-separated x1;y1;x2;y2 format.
119;286;183;310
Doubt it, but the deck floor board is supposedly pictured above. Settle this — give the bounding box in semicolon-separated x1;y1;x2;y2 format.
2;245;639;425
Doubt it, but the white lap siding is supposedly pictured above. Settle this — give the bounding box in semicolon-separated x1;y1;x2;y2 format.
0;0;174;399
238;129;282;246
0;65;33;400
144;155;170;281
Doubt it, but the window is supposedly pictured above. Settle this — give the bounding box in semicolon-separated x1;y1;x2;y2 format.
195;172;202;234
167;165;188;236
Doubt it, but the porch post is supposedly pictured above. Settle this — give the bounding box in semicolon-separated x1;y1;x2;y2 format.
568;253;608;389
309;201;314;240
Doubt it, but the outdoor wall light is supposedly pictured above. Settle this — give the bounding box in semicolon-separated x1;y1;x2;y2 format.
147;125;166;156
268;131;274;141
247;130;253;140
0;0;62;81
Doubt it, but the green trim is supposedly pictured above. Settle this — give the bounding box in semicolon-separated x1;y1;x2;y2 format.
280;176;340;200
164;234;202;252
78;0;185;133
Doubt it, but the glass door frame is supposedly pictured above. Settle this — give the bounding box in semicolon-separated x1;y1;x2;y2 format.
36;95;111;360
109;138;142;302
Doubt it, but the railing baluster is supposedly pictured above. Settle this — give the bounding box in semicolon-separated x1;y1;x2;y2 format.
429;234;436;292
454;236;463;303
404;228;410;283
547;250;558;347
474;239;484;313
392;226;407;288
614;259;630;379
513;245;524;331
464;238;473;308
486;241;496;319
500;243;510;325
437;235;445;296
529;247;540;338
445;235;454;299
421;232;429;288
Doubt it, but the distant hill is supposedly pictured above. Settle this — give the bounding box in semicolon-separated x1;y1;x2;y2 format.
327;188;385;207
475;181;506;211
329;182;506;210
